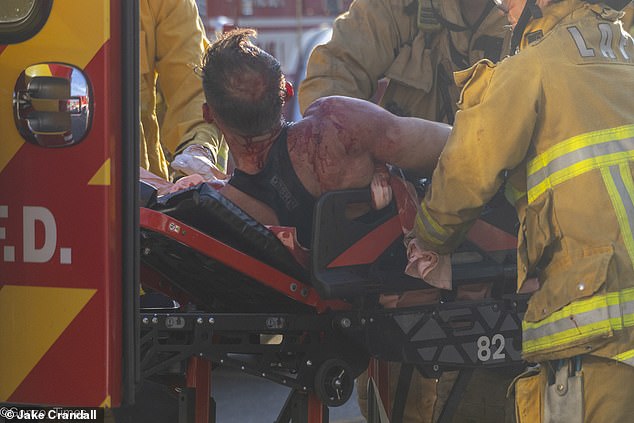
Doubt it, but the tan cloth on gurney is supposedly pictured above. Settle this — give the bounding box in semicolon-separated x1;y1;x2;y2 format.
404;238;452;290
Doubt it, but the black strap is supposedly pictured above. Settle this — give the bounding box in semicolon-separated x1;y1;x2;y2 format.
228;124;317;246
437;369;474;423
436;64;455;124
391;364;414;423
438;1;497;69
464;1;496;33
228;126;290;207
511;0;541;54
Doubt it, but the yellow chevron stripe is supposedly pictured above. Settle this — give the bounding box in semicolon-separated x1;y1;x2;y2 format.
0;285;96;401
89;158;111;186
0;0;110;173
100;395;111;408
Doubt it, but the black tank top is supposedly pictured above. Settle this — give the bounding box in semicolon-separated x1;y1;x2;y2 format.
228;124;316;246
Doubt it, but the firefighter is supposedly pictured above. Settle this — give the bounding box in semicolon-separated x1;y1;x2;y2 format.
413;0;634;422
298;0;511;123
139;0;229;181
298;1;518;421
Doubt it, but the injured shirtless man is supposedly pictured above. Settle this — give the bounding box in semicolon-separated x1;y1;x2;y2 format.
188;28;448;247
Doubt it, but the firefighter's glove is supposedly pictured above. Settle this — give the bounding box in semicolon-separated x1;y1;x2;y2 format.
171;144;226;182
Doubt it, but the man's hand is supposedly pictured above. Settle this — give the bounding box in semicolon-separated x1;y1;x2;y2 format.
167;174;205;193
168;173;227;194
171;144;227;181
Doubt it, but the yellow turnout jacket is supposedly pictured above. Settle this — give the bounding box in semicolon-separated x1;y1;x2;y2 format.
140;0;227;179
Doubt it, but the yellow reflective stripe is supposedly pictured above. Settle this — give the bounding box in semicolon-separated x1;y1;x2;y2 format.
218;146;228;173
525;288;634;327
613;349;634;366
526;124;634;203
601;165;634;267
528;150;634;203
414;202;450;246
522;287;634;354
524;320;613;353
528;125;634;175
619;162;634;265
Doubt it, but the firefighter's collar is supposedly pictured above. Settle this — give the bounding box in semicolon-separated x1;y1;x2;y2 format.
519;0;587;50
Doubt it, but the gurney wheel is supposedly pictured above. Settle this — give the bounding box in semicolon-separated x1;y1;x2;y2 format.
314;358;354;407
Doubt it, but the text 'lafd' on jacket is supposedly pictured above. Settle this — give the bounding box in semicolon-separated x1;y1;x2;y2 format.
298;0;511;122
415;0;634;365
140;0;228;179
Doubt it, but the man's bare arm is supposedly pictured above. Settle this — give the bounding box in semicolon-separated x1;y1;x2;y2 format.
304;96;451;176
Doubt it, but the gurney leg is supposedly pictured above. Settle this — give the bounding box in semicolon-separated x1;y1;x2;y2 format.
275;390;329;423
179;357;215;423
391;363;414;423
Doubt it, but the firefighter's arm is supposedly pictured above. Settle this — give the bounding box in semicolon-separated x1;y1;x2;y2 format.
414;59;540;254
298;0;412;114
151;0;228;175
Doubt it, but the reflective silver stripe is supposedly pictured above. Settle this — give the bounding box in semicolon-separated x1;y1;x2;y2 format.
527;136;634;194
620;357;634;366
613;349;634;366
607;165;634;266
415;207;449;245
523;304;610;344
523;296;634;350
602;163;634;270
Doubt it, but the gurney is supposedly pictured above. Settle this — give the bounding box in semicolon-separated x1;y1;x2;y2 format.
138;178;529;423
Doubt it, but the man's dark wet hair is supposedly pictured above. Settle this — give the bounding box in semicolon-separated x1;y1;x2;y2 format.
201;28;286;136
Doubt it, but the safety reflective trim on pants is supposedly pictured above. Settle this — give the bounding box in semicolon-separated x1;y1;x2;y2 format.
522;287;634;354
601;164;634;267
414;202;451;246
613;349;634;366
613;349;634;365
527;124;634;203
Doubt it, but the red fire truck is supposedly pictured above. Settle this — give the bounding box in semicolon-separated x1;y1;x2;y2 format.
1;0;137;410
